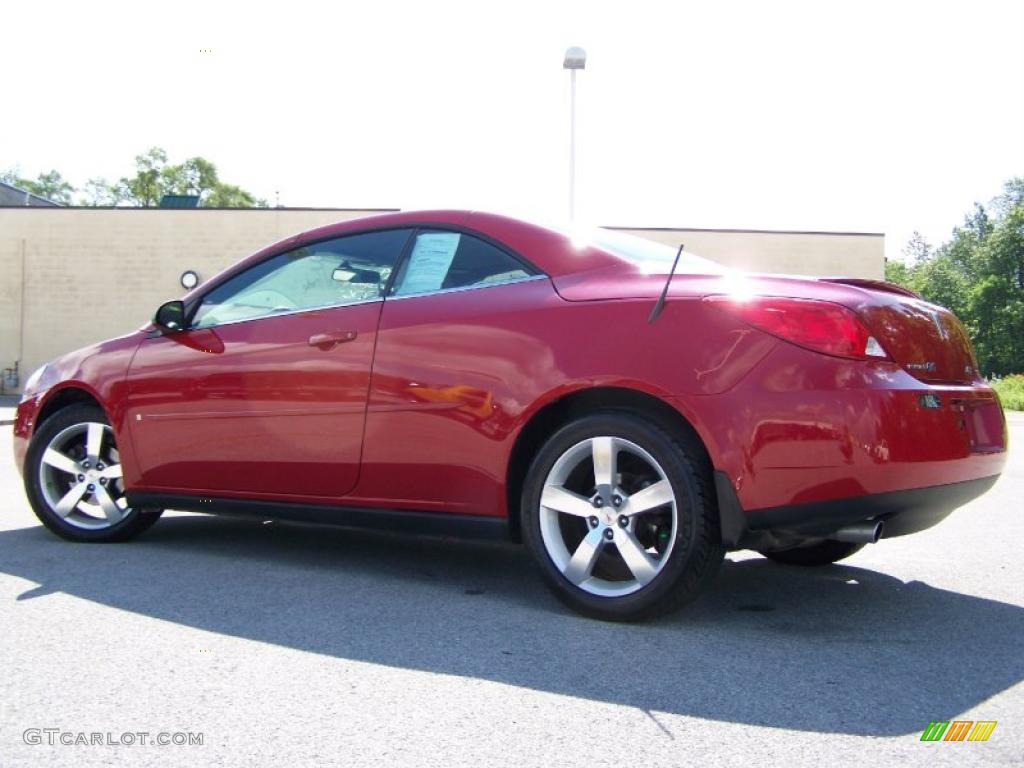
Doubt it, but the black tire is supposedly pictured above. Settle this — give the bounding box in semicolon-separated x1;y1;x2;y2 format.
521;412;724;622
759;540;865;566
24;403;163;542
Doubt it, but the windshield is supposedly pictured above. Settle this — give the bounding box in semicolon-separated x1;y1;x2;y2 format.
590;228;725;275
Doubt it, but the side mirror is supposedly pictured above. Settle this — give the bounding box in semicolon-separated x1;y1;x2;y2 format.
154;300;186;332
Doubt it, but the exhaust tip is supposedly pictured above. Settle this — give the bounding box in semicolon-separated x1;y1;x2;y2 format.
833;521;884;544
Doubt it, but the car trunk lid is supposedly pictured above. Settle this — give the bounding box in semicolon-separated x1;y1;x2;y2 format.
837;285;980;384
760;276;980;384
554;268;980;383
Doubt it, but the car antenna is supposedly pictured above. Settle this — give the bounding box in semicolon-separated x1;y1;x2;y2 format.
648;243;685;323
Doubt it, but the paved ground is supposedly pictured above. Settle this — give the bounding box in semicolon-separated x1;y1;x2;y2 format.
0;404;1021;767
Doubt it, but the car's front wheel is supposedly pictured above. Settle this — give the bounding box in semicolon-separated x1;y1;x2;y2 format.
521;413;724;621
24;404;163;542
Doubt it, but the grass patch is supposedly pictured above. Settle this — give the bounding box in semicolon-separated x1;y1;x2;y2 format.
991;374;1024;411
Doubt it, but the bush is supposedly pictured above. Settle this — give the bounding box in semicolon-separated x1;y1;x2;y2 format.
991;374;1024;411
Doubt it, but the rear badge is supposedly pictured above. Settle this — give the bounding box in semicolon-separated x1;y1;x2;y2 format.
918;394;942;409
907;361;938;373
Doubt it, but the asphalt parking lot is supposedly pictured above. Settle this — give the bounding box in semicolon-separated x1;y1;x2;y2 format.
0;401;1021;767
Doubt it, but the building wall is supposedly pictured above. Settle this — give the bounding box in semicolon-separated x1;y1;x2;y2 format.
0;208;884;394
611;227;884;278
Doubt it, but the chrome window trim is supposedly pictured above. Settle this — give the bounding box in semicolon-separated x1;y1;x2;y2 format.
387;273;548;302
182;274;548;332
188;297;384;331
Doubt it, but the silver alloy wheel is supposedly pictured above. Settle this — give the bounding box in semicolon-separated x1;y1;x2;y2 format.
37;422;130;530
538;436;678;597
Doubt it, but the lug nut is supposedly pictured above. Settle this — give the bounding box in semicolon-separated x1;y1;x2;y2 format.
87;484;95;493
618;515;629;528
592;496;604;508
603;528;615;541
588;516;599;529
82;461;90;469
99;478;107;486
612;495;623;507
77;474;85;481
96;463;105;471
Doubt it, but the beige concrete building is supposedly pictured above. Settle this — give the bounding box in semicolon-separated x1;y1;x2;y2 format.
610;226;884;277
0;208;884;395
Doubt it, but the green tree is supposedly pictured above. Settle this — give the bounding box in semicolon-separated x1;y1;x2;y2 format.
887;178;1024;377
993;177;1024;217
161;156;219;198
30;170;75;204
913;249;969;319
902;231;932;265
966;203;1024;375
204;183;264;207
79;178;123;206
113;147;265;207
884;258;912;286
0;167;23;186
0;167;74;204
116;147;169;207
6;150;265;207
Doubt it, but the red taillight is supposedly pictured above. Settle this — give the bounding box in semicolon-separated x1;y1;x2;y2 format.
703;295;889;360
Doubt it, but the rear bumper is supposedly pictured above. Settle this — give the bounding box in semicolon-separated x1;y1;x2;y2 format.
665;343;1008;548
715;471;999;549
668;345;1008;513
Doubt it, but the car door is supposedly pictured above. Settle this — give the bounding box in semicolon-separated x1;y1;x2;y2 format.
123;228;413;500
356;228;550;512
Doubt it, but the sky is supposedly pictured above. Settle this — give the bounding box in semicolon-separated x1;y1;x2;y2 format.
3;0;1022;262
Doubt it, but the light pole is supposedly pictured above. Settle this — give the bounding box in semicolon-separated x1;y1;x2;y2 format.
563;46;586;222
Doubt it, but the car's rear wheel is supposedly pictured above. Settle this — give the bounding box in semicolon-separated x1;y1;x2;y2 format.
521;413;723;621
759;540;865;566
24;404;163;542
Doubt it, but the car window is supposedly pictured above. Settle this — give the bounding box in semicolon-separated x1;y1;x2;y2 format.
390;230;538;297
192;229;413;328
588;228;724;274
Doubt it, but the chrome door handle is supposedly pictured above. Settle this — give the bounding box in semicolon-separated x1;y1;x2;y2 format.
308;330;358;349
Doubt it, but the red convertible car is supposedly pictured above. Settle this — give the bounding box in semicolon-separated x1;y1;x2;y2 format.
13;210;1008;620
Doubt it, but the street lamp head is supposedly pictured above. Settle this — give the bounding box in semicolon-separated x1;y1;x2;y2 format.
563;46;587;70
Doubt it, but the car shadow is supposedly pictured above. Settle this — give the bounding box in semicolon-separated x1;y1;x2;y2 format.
0;513;1020;737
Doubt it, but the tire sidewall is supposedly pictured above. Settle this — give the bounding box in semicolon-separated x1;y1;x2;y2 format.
24;404;157;542
521;412;716;620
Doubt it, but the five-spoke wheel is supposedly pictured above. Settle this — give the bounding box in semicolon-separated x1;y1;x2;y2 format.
24;404;162;542
38;421;129;529
523;413;723;621
539;436;678;597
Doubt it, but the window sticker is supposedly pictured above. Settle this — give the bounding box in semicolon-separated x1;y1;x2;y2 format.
399;232;461;294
